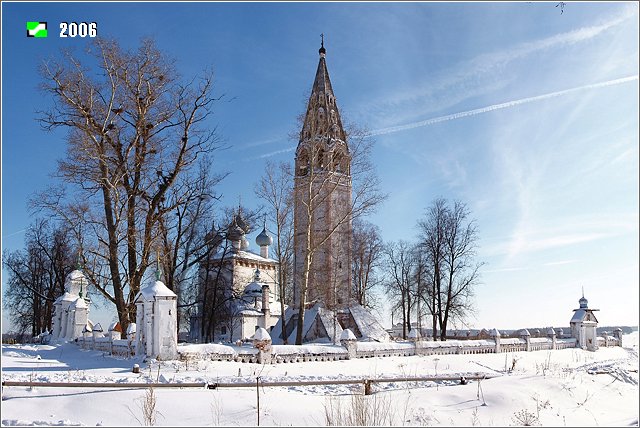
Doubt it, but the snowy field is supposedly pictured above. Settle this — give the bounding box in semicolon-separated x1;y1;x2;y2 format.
1;333;638;427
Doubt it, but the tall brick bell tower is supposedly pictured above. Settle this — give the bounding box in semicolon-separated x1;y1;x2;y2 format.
293;37;353;311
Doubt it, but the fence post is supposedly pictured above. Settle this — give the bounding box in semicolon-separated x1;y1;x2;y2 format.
520;329;531;352
364;379;372;395
614;328;623;347
340;329;357;360
253;328;272;364
491;328;501;353
547;328;557;350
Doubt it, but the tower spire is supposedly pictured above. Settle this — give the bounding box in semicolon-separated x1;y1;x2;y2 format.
298;37;346;145
319;33;325;57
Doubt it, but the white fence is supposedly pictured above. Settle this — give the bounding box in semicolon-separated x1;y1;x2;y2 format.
75;332;621;362
77;333;135;357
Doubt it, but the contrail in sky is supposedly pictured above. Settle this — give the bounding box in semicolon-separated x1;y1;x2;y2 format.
367;75;639;137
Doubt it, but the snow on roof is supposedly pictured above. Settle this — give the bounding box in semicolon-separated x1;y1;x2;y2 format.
357;341;415;351
212;248;277;263
243;281;263;297
136;280;177;301
418;339;495;348
55;292;76;303
273;344;347;355
340;329;357;341
285;305;320;344
72;297;87;309
501;338;526;345
178;343;236;355
93;323;103;332
348;304;390;342
126;323;136;334
67;270;86;281
254;327;271;341
317;307;343;341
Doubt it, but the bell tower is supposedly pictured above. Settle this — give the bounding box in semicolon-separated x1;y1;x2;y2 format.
293;38;353;310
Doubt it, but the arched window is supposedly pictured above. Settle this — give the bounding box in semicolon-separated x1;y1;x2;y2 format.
332;149;348;174
315;148;326;170
333;151;343;173
297;150;309;176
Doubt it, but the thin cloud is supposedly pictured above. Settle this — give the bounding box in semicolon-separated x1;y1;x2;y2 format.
358;6;636;125
367;75;638;137
2;229;26;239
543;260;577;267
247;145;296;161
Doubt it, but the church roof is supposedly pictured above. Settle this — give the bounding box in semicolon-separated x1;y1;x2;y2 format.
212;248;277;264
67;269;86;281
135;280;177;301
55;292;77;303
71;296;87;309
299;40;347;145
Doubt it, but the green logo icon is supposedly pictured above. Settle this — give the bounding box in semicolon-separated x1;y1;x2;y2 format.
27;21;48;38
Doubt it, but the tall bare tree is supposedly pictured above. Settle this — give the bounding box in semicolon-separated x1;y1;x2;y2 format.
418;198;482;340
383;240;418;339
255;160;294;343
35;38;221;332
157;159;226;333
2;220;74;338
352;219;384;310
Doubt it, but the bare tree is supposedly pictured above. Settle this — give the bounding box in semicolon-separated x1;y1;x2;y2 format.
383;240;417;339
255;160;294;343
157;159;226;333
35;37;222;332
2;220;74;337
418;198;482;340
351;219;384;310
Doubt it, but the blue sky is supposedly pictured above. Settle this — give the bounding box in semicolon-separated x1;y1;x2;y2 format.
2;2;638;333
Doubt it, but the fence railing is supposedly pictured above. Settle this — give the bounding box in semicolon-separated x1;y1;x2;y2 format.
2;373;499;396
73;331;621;363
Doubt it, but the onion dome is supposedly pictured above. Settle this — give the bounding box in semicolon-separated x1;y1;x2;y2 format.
256;225;273;247
243;269;264;298
579;296;588;309
227;218;245;242
232;208;250;234
243;281;262;297
240;235;250;251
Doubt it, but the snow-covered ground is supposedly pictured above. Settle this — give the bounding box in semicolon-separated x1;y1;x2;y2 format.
1;332;638;426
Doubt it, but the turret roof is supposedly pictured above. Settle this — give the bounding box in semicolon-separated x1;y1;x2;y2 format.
299;40;347;145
